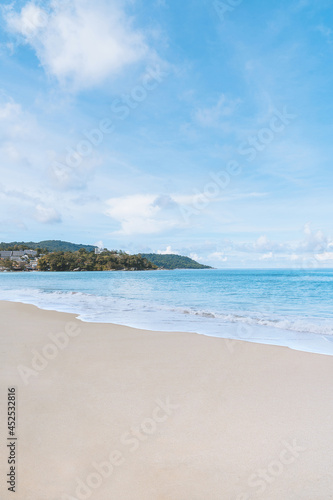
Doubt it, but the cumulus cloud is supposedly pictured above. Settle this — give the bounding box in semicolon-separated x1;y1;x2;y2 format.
225;235;287;254
181;226;333;265
157;245;173;254
208;252;228;262
4;3;47;37
105;192;209;235
105;194;182;235
4;0;151;90
255;235;270;251
260;252;273;260
315;252;333;262
296;222;328;253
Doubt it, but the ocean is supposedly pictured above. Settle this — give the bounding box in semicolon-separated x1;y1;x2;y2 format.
1;268;333;355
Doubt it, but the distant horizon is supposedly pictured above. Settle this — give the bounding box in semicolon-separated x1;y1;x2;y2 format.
1;237;333;270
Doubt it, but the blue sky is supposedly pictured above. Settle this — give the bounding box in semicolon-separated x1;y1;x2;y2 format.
0;0;333;267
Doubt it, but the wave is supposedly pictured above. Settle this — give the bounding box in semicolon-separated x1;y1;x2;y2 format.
174;307;333;335
1;288;333;337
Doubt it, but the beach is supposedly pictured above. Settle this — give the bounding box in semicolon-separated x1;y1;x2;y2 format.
1;300;333;500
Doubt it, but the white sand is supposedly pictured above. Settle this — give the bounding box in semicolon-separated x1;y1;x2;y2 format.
0;301;333;499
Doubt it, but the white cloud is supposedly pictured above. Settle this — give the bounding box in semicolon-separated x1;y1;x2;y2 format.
34;204;61;224
105;191;216;236
158;245;173;254
5;0;151;90
296;222;329;253
106;194;158;220
255;235;269;249
208;252;227;262
315;252;333;262
253;236;283;253
105;194;181;235
94;240;104;249
0;99;21;120
0;95;39;145
4;3;47;38
260;252;273;260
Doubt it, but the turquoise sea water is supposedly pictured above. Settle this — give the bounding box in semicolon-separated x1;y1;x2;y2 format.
1;268;333;354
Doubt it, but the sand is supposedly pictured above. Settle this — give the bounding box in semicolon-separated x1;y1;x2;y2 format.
0;300;333;500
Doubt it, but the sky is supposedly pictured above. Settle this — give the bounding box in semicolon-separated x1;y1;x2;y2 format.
0;0;333;268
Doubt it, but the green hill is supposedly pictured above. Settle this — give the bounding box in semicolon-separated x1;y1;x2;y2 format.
0;240;96;252
37;250;156;272
0;241;212;270
140;253;212;270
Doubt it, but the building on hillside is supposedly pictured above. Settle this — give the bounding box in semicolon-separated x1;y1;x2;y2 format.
24;250;37;256
26;260;38;269
0;249;37;259
0;251;12;258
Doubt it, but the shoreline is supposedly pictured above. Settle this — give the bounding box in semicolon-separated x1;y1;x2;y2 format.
1;297;333;357
1;301;333;498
